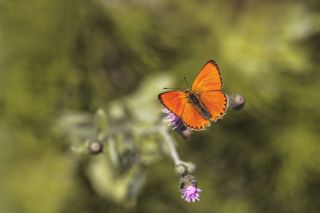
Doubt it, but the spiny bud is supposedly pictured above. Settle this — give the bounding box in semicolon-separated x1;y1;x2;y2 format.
88;140;104;155
175;163;188;176
228;94;245;110
180;128;192;139
175;162;196;177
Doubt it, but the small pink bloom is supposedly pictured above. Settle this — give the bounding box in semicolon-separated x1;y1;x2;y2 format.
181;185;202;203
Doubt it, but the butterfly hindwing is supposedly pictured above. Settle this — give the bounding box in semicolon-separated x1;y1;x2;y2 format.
200;91;228;121
192;60;223;94
181;103;210;130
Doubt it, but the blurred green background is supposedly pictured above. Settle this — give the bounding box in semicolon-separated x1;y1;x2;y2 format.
1;0;320;212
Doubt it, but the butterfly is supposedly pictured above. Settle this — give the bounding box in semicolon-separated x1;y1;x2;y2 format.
158;60;228;130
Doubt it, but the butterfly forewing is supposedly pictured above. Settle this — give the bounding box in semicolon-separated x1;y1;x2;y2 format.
192;60;223;93
158;91;187;117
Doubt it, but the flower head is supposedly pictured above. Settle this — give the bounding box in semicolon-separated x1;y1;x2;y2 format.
162;108;187;132
181;184;202;203
179;174;202;203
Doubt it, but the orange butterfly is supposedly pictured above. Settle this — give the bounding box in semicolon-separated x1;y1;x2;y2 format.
158;60;228;130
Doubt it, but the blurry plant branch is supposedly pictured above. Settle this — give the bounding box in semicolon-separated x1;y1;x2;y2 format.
57;74;244;206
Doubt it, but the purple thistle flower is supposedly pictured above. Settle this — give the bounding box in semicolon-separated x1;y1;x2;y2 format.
162;108;187;132
181;184;202;203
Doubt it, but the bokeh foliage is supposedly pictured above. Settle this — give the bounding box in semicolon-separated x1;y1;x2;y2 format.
0;0;320;212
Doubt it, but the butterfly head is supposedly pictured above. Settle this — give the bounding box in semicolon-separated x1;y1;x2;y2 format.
183;89;190;94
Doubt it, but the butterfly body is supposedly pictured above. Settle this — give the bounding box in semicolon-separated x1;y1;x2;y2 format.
185;90;212;120
159;60;228;130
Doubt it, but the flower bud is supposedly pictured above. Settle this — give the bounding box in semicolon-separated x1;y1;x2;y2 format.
175;163;188;176
88;140;104;155
180;128;192;139
228;94;245;110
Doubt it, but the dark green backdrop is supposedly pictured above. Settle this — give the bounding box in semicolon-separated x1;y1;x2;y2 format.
0;0;319;212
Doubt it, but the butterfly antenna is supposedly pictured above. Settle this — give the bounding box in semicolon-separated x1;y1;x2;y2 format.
184;76;190;89
163;87;181;90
